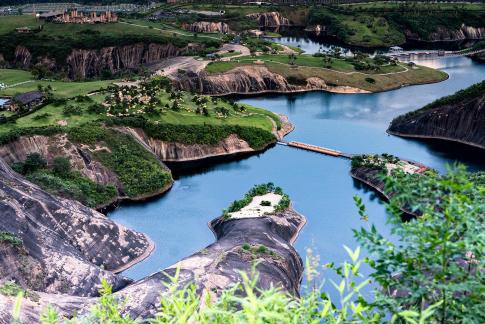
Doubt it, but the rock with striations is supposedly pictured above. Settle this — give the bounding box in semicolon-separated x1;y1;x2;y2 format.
246;12;290;28
0;189;306;323
181;21;230;33
0;157;154;297
388;82;485;149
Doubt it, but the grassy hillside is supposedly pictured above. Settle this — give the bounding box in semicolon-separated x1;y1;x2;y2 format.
309;3;485;47
204;54;448;92
0;71;280;206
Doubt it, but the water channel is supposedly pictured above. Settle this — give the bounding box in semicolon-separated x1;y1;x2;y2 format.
110;35;485;293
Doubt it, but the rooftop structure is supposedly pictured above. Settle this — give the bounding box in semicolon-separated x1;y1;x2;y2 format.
52;9;118;24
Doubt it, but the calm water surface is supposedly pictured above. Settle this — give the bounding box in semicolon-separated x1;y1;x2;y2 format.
110;38;485;293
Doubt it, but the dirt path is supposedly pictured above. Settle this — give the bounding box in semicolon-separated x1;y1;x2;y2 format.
152;57;210;78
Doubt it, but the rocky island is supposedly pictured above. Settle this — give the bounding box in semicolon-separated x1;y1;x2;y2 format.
388;81;485;149
0;180;305;322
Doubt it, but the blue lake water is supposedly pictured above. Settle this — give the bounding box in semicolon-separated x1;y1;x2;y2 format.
109;39;485;294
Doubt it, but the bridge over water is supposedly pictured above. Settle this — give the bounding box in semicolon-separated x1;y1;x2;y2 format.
278;141;353;159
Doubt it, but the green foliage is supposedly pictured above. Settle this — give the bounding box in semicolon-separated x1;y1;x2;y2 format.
0;281;25;297
0;126;63;145
91;127;171;198
52;156;70;177
13;152;117;208
27;170;117;208
32;113;52;121
0;231;22;247
222;183;291;218
16;152;46;174
105;116;276;150
67;124;106;145
62;105;83;116
351;153;400;171
355;165;485;322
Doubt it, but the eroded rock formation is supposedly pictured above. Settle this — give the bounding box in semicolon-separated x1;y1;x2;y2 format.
7;42;193;79
0;134;121;190
388;88;485;149
66;43;183;79
405;24;485;42
0;158;153;297
181;21;230;34
116;127;255;162
247;12;290;28
175;65;368;95
0;175;306;322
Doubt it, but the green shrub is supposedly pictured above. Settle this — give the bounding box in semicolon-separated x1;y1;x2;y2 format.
62;105;83;116
92;129;171;198
67;125;106;145
0;281;24;296
223;183;290;217
27;170;117;208
260;200;271;206
105;117;276;150
21;153;46;175
52;156;71;178
0;232;22;247
365;77;376;84
32;113;51;120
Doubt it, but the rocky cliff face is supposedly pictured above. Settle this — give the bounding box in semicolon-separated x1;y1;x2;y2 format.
0;190;306;323
0;158;153;297
117;127;255;162
9;42;189;79
0;134;120;189
66;43;182;79
14;45;31;67
181;21;230;33
247;12;290;28
175;65;367;95
405;24;485;42
388;91;485;149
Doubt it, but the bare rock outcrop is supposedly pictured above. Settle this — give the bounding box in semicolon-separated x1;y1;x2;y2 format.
0;134;120;188
117;127;254;162
405;24;485;42
174;65;367;95
388;84;485;149
14;45;31;67
0;189;306;323
247;12;290;28
66;42;182;79
0;158;153;297
181;21;230;33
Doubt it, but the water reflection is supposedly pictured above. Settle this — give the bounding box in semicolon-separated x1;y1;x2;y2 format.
109;37;484;295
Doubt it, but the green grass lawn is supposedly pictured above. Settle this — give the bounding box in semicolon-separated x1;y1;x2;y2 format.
203;54;447;92
0;69;119;98
206;54;406;74
0;86;279;136
0;69;33;86
0;15;39;35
